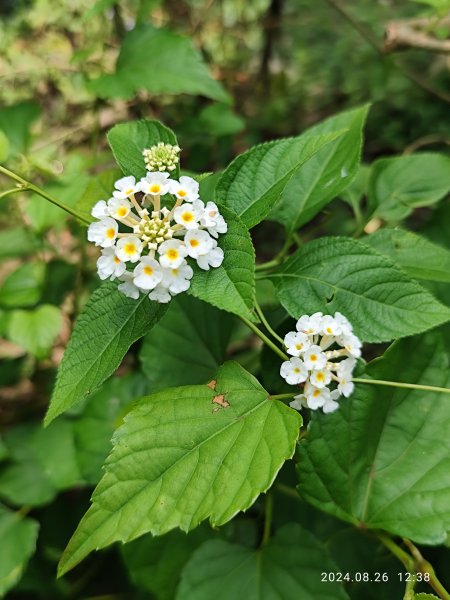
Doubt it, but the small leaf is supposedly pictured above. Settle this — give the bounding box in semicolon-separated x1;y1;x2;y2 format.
0;505;39;598
0;263;45;309
57;362;301;575
188;207;256;321
177;524;349;600
140;295;234;391
90;25;229;103
268;236;450;342
367;153;450;221
0;101;40;155
7;305;62;359
217;129;345;229
107;119;178;180
75;168;121;221
45;282;168;426
297;332;450;545
270;105;370;231
365;228;450;283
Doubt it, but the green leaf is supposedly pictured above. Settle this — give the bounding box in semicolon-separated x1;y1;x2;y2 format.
140;295;234;391
177;524;349;600
0;228;37;260
365;228;450;283
44;282;168;426
0;130;9;163
297;332;450;545
196;103;245;137
0;102;40;155
367;153;450;221
0;420;81;507
90;25;229;103
7;305;62;359
270;105;370;231
217;128;345;229
73;374;148;484
188;206;256;321
75;168;121;222
57;361;301;575
122;527;211;600
0;505;39;598
414;595;440;600
0;263;45;309
107;119;178;180
268;236;450;342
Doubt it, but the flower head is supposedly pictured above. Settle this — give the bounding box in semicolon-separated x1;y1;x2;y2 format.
143;143;181;172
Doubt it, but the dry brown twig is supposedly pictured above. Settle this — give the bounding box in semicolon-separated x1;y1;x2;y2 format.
384;15;450;54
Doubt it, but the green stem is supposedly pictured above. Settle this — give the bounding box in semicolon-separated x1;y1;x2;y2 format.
255;258;281;272
238;315;289;361
255;232;294;272
403;572;417;600
0;165;91;225
403;539;450;600
376;532;413;570
255;301;285;345
0;187;24;200
353;377;450;395
261;492;273;547
270;393;294;402
275;483;301;501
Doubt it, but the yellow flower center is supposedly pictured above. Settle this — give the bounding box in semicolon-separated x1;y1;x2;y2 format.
150;184;161;193
295;343;303;350
106;228;116;239
114;257;121;264
189;239;199;247
124;243;136;255
182;212;194;222
293;368;300;374
125;188;134;195
167;249;179;260
178;189;187;197
117;206;127;217
313;390;321;397
310;354;317;362
326;327;332;334
316;372;324;381
143;266;153;276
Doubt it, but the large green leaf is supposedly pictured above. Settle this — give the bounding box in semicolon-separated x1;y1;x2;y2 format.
7;305;62;359
270;105;370;231
90;25;228;103
367;153;450;221
73;374;148;484
268;236;450;342
122;527;211;600
0;228;37;260
75;168;121;222
297;332;450;545
44;282;168;426
107;119;178;180
188;207;256;321
58;362;301;575
216;129;345;229
364;228;450;283
0;505;39;598
177;524;349;600
0;101;40;155
140;295;234;391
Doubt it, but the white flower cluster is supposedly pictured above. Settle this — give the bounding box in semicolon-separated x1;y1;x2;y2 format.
142;142;181;172
87;161;227;303
280;312;362;414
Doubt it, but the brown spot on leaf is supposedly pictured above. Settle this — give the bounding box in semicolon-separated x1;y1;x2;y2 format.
212;394;230;413
207;379;217;390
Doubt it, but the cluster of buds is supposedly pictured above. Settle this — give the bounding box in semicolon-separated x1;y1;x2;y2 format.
87;145;227;304
142;142;181;172
280;312;362;414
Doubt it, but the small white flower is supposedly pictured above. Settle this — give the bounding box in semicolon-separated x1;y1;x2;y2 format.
138;172;171;196
334;312;353;336
284;331;311;357
196;241;224;270
309;368;332;389
296;312;324;335
336;357;356;379
303;345;327;370
338;333;362;358
116;235;143;263
87;217;118;247
201;202;228;238
96;247;126;280
161;260;193;295
169;176;199;202
290;393;308;411
323;389;341;414
158;239;188;269
133;257;163;290
107;197;132;220
173;203;203;230
321;315;342;337
305;384;330;410
113;176;140;200
280;357;308;385
118;271;140;299
91;200;109;219
149;284;172;303
184;229;214;259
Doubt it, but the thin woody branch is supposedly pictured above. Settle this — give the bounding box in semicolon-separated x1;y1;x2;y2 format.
384;16;450;54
